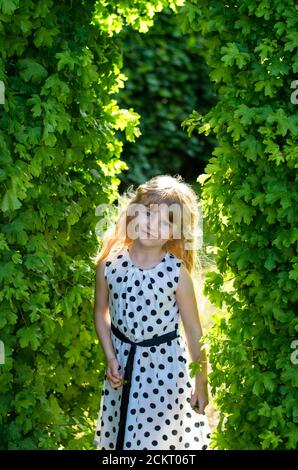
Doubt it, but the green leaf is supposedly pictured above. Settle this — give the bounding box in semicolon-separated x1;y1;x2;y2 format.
221;42;250;69
34;27;58;47
1;189;22;212
0;0;19;15
262;371;277;392
259;430;283;450
17;325;42;350
18;59;48;83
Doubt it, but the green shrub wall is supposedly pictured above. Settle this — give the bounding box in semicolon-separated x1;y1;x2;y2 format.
117;7;216;187
180;0;298;450
0;0;183;450
2;0;296;451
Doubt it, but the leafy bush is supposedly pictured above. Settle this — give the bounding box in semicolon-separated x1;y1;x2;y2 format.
0;0;183;449
180;0;298;450
116;7;216;187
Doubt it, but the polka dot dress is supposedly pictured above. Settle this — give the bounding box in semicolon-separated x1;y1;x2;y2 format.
93;246;212;450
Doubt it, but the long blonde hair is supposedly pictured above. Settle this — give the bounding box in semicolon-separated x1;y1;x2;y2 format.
91;175;202;275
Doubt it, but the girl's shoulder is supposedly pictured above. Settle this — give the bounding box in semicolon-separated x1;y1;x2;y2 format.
103;247;127;280
167;251;185;269
163;252;186;294
166;252;188;283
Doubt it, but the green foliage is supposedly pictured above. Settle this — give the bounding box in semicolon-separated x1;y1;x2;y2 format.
180;0;298;450
188;359;202;377
93;0;185;35
0;0;183;450
116;8;216;186
2;0;296;452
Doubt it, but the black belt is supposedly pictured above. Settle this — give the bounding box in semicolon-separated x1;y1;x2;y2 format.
111;322;179;450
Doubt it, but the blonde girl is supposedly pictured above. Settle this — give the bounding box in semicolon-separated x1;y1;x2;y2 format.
92;174;212;450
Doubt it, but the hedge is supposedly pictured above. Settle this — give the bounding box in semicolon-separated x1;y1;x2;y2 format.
116;6;216;187
180;0;298;450
0;0;183;450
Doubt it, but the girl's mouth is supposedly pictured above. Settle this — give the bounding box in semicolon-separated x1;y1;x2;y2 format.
142;229;158;238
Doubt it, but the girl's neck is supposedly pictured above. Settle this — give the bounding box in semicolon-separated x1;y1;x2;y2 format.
128;241;167;269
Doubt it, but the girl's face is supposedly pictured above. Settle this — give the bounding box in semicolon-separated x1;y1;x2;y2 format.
134;204;174;245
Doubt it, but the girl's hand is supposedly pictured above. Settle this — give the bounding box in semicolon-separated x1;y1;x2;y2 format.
106;357;124;389
190;379;209;414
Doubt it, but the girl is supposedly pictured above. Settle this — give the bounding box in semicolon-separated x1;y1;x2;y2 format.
92;174;212;450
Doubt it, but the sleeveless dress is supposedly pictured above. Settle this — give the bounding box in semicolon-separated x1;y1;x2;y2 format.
93;246;213;450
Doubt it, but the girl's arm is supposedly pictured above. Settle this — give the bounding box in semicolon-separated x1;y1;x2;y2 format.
93;260;117;362
176;264;208;412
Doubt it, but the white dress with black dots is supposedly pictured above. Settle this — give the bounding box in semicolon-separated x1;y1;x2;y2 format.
93;247;212;450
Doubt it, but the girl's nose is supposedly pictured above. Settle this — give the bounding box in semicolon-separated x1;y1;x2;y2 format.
147;214;160;235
